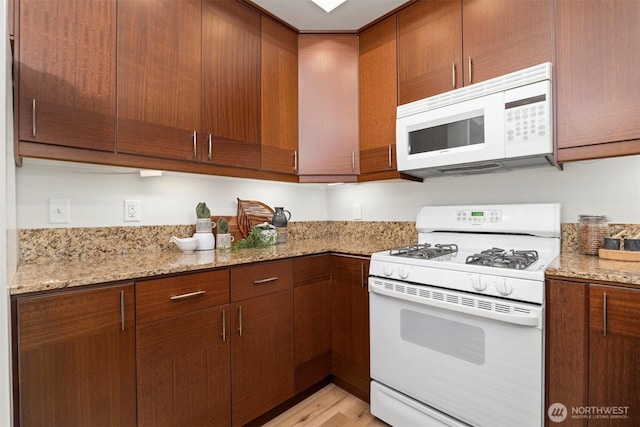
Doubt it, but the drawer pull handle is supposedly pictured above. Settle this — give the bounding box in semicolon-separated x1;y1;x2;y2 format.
238;306;243;336
603;292;607;337
253;277;278;285
32;99;37;136
170;290;206;301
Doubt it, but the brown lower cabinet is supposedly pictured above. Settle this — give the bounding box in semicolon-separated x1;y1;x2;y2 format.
14;283;136;427
546;279;640;427
135;269;231;427
331;255;371;402
14;255;371;426
230;260;295;426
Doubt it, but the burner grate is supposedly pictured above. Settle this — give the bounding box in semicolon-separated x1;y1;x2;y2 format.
390;243;458;260
466;248;539;270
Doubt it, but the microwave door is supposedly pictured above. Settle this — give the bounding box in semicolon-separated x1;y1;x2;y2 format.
397;92;505;173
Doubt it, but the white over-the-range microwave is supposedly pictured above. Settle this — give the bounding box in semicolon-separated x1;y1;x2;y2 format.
396;62;558;178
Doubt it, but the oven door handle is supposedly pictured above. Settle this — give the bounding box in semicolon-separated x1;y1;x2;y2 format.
370;282;540;327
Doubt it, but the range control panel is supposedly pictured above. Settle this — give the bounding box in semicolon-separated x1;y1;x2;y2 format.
456;209;502;223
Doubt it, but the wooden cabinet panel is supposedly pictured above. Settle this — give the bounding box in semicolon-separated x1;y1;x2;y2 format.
461;0;551;86
230;259;294;302
16;284;136;427
397;0;462;104
588;285;640;426
261;16;298;175
18;0;116;151
397;0;551;104
331;255;370;401
231;290;294;426
556;0;640;161
545;279;588;427
136;269;229;324
117;0;202;161
201;0;261;169
359;16;398;176
137;305;231;427
298;34;360;178
293;255;332;393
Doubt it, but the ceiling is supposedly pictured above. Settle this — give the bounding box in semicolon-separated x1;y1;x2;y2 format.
248;0;412;32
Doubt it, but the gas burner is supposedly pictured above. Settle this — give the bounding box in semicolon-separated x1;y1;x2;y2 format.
390;243;458;260
465;248;539;270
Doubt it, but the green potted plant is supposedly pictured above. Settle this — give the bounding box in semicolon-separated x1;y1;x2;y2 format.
216;217;234;249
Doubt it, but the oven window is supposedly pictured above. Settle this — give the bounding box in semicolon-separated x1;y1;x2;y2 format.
400;309;485;365
408;115;484;155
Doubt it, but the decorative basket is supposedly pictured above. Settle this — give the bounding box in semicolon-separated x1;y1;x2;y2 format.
237;198;275;238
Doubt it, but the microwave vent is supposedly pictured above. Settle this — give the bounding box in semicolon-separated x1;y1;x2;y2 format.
397;62;552;119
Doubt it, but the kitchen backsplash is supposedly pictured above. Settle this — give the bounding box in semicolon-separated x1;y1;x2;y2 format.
18;222;640;262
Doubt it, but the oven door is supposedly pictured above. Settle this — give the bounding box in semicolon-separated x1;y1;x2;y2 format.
369;277;543;427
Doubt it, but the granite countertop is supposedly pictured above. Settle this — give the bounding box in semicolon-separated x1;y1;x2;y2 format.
11;237;389;296
546;252;640;286
13;233;640;296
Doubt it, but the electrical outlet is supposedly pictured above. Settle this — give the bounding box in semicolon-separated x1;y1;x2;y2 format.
124;200;141;222
49;198;70;224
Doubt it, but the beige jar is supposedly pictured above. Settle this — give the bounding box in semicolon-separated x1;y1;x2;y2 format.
577;215;609;255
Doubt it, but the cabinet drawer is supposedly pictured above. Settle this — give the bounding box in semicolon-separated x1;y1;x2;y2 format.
231;260;293;302
136;270;229;324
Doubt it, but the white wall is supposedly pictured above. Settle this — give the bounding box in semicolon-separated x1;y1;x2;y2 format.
327;155;640;224
17;155;640;229
2;0;17;422
17;159;329;228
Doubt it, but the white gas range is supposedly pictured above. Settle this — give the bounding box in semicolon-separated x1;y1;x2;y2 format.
369;203;561;427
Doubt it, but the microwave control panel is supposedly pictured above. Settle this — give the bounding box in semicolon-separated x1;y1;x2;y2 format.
504;94;549;145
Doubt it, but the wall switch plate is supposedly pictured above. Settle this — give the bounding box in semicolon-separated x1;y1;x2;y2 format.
124;200;141;222
353;203;362;220
49;198;70;224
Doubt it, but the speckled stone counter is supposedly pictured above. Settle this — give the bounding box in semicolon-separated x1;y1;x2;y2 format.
11;235;410;296
546;252;640;286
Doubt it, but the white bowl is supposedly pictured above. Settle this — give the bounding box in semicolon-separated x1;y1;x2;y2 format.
169;236;199;253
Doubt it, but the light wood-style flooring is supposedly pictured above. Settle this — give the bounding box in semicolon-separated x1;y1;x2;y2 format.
263;384;389;427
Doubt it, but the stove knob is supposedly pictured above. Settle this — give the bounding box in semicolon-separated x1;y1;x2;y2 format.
398;265;410;280
383;263;394;277
495;279;513;296
469;275;486;291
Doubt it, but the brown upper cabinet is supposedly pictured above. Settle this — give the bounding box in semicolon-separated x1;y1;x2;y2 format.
17;0;116;152
359;16;399;179
117;0;261;169
397;0;552;105
117;0;202;162
260;16;299;176
298;34;360;181
201;0;261;170
555;0;640;162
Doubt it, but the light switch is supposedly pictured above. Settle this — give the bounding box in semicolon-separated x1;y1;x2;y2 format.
354;203;362;220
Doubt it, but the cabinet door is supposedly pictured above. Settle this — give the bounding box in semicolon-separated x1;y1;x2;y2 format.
16;284;136;427
397;0;462;105
18;0;116;151
201;0;261;170
331;255;370;401
462;0;551;86
556;0;640;161
545;279;588;427
293;255;332;393
137;306;231;427
359;15;398;176
231;290;294;426
589;285;640;426
260;16;298;175
298;35;360;180
117;0;202;161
